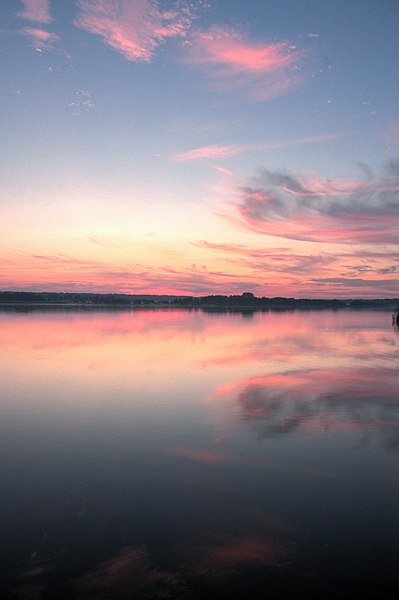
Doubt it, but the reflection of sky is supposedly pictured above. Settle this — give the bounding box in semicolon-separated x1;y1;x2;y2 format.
1;308;397;448
1;308;399;597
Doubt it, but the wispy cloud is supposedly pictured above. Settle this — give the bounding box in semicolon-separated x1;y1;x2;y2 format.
0;251;262;296
233;160;399;244
4;235;398;299
173;132;347;163
173;144;241;162
75;0;197;62
310;277;399;294
68;89;94;115
194;240;335;276
258;132;348;151
193;240;399;298
211;165;234;176
21;27;60;51
183;25;305;100
17;0;52;24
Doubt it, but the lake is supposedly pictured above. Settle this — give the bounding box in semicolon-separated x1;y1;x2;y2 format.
1;307;398;598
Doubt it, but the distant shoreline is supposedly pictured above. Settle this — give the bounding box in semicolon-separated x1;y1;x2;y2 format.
0;291;398;311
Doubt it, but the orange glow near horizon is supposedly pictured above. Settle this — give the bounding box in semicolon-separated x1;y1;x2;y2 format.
1;231;398;298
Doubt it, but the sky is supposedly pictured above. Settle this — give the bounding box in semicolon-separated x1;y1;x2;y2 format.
1;0;399;298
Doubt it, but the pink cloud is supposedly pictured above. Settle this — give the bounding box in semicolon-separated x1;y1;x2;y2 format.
21;27;60;50
186;26;298;73
75;0;196;62
173;144;241;162
17;0;52;24
183;25;304;100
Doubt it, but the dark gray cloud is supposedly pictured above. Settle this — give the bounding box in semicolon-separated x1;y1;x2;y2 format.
235;160;399;244
310;277;399;292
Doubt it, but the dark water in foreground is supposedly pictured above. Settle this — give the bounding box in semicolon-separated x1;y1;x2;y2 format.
1;308;399;599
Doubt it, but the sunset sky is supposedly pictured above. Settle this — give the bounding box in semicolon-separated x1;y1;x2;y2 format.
1;0;399;298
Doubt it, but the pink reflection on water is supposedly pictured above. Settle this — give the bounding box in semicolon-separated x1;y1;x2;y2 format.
0;307;396;429
179;508;294;578
204;535;285;568
173;445;233;464
172;443;339;479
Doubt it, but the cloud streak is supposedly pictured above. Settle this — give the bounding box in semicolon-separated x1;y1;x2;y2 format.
173;132;347;163
234;160;399;244
194;240;399;297
75;0;196;62
173;144;241;162
0;251;262;296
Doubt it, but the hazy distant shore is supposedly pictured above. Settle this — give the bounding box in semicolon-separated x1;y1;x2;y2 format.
1;291;398;311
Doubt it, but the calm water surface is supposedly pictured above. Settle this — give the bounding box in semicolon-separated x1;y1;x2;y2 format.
1;308;398;598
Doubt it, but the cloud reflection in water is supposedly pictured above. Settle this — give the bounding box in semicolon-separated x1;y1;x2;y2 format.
212;367;399;449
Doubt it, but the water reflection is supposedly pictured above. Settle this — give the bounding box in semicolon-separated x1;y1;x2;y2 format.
75;546;184;600
12;512;294;599
1;308;399;598
212;367;399;449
